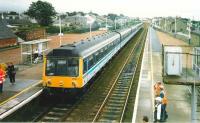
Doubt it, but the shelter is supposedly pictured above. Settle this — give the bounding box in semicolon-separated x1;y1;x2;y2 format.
20;39;51;64
162;45;200;85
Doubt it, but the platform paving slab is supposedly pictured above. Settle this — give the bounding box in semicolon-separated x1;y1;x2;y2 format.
0;63;43;120
134;29;154;123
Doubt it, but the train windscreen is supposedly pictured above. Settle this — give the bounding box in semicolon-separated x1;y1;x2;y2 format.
46;58;79;77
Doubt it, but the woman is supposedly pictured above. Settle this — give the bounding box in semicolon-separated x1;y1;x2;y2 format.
7;62;16;84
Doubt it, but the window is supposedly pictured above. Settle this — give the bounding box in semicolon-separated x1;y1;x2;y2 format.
88;56;94;69
83;59;88;74
46;58;79;77
95;52;100;62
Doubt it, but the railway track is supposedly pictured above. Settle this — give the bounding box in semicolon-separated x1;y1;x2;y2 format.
3;26;147;122
39;28;147;122
33;28;147;122
92;28;147;122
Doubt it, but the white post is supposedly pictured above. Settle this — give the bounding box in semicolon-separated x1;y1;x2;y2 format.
175;17;177;34
189;19;191;39
165;18;167;31
121;20;123;29
106;17;108;30
198;18;200;31
59;15;62;46
1;13;4;19
90;23;92;38
199;17;200;31
115;18;117;30
21;44;23;64
191;84;197;122
159;19;160;27
30;44;32;64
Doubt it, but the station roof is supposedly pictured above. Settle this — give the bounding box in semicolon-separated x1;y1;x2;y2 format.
21;39;51;45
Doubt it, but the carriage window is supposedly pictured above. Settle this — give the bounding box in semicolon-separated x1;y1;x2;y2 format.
83;59;88;74
88;56;94;69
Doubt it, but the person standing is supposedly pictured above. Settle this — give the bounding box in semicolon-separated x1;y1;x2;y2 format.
7;62;16;84
154;97;162;122
161;96;168;121
0;66;5;93
143;116;149;123
154;82;162;97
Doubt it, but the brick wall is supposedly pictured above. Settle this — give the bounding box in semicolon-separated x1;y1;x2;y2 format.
0;38;17;48
25;28;46;41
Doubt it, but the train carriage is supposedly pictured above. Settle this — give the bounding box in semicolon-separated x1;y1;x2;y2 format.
42;23;143;92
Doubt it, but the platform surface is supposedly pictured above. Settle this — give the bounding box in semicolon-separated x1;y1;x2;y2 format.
134;27;197;123
0;64;42;119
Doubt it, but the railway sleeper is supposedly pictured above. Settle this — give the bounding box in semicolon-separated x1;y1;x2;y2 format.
110;96;126;100
112;90;127;94
104;106;122;110
100;113;119;119
111;93;127;97
48;112;65;116
42;116;60;121
107;103;124;107
108;99;125;103
114;88;128;91
115;86;129;89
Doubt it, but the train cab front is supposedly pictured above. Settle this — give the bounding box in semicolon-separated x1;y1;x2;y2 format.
42;56;84;93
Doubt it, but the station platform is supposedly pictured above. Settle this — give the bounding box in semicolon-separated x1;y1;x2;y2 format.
133;27;197;123
0;64;43;120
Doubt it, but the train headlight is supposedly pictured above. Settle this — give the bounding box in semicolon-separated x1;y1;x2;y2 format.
59;81;64;86
47;80;51;85
72;81;77;88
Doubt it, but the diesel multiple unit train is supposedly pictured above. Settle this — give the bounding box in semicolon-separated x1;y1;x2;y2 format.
42;23;143;92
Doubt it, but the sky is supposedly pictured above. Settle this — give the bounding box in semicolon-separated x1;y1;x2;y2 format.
0;0;200;19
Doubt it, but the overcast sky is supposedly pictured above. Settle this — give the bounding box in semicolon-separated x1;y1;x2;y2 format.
0;0;199;19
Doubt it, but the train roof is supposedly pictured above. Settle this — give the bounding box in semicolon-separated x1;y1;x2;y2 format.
47;31;118;57
47;24;142;58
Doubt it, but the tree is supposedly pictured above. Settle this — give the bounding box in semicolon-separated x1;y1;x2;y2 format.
107;13;118;21
25;0;56;26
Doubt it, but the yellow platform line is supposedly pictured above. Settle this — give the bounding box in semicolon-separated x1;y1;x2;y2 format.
0;80;42;106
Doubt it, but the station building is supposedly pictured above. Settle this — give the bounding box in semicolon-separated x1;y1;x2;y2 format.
0;17;17;48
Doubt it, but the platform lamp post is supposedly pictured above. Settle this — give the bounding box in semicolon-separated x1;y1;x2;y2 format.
187;19;192;45
58;15;63;46
85;14;95;39
115;18;117;30
106;17;108;31
175;16;177;34
165;18;167;31
198;18;200;46
198;18;200;31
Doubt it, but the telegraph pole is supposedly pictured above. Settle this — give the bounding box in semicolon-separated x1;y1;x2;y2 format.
59;15;62;46
165;18;167;31
175;16;177;34
189;19;191;44
115;18;117;30
106;17;108;30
